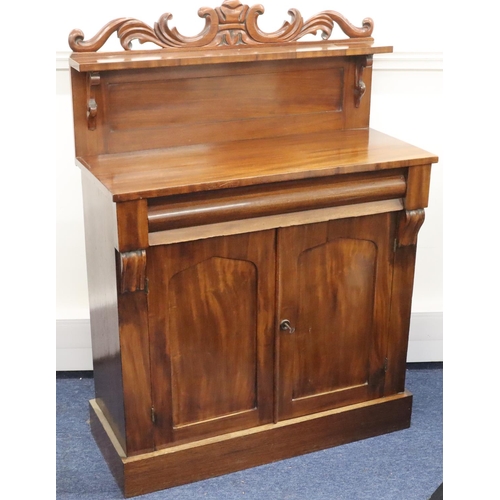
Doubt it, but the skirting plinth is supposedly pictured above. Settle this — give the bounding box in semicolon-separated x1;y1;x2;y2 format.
89;392;413;498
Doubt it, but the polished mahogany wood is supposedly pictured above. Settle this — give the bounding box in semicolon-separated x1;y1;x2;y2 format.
147;171;406;231
72;56;375;155
116;287;154;455
115;200;148;252
69;40;392;72
101;59;346;154
276;212;395;420
90;392;412;497
69;5;438;496
81;171;154;456
385;210;426;394
147;231;275;447
69;2;375;53
75;129;437;202
117;251;146;294
80;171;126;452
405;165;432;210
99;59;347;153
148;199;404;246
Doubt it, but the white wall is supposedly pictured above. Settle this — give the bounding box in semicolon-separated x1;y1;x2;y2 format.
56;1;443;369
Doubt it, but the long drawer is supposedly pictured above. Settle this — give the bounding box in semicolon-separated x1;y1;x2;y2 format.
147;170;406;233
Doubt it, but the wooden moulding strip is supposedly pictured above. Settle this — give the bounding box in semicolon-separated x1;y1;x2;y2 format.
90;392;412;497
89;400;126;493
148;198;404;246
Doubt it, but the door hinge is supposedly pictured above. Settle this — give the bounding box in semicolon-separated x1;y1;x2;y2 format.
393;238;398;253
151;406;156;423
145;277;149;294
383;357;389;372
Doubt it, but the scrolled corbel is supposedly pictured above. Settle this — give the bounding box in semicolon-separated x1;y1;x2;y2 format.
354;55;373;108
396;209;425;247
86;72;100;130
118;250;147;294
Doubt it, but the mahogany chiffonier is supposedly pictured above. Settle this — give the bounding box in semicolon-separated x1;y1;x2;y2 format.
67;2;438;496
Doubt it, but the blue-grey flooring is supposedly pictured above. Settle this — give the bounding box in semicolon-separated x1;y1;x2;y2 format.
56;364;442;500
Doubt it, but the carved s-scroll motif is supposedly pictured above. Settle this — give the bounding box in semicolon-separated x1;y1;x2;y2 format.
87;72;100;130
68;1;374;52
119;250;147;294
354;55;373;108
397;209;425;247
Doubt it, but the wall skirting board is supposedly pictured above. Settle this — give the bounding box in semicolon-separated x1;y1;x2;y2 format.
56;319;94;371
56;313;443;371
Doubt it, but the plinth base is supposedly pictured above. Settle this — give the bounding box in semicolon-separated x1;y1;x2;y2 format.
90;391;412;498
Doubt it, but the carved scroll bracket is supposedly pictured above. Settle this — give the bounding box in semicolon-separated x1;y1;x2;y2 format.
86;72;100;130
119;250;147;294
396;209;425;247
354;55;372;108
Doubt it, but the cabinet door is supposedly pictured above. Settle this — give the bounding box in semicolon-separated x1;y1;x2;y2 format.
148;230;275;449
276;212;396;420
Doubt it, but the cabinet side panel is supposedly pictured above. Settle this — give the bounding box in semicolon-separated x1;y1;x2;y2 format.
81;171;126;451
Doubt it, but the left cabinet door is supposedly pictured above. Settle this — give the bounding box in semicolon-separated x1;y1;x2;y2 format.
147;230;276;449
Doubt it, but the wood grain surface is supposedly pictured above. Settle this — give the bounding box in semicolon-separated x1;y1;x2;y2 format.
147;231;275;447
276;212;395;419
76;129;437;201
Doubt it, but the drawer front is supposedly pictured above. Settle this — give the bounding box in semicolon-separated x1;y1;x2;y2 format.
147;170;406;233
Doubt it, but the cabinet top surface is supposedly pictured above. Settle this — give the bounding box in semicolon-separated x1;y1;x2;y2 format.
77;129;438;202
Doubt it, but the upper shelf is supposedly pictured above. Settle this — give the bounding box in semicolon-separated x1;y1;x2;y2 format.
69;40;393;72
68;1;392;71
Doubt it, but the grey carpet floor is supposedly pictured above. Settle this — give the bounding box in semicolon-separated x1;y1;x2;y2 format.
56;364;442;500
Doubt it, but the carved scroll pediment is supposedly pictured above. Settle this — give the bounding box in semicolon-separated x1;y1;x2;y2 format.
68;1;374;52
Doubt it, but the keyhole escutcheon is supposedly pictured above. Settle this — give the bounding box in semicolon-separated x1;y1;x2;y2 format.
280;319;295;333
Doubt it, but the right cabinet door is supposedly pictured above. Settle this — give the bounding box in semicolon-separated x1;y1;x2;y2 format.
276;212;397;420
